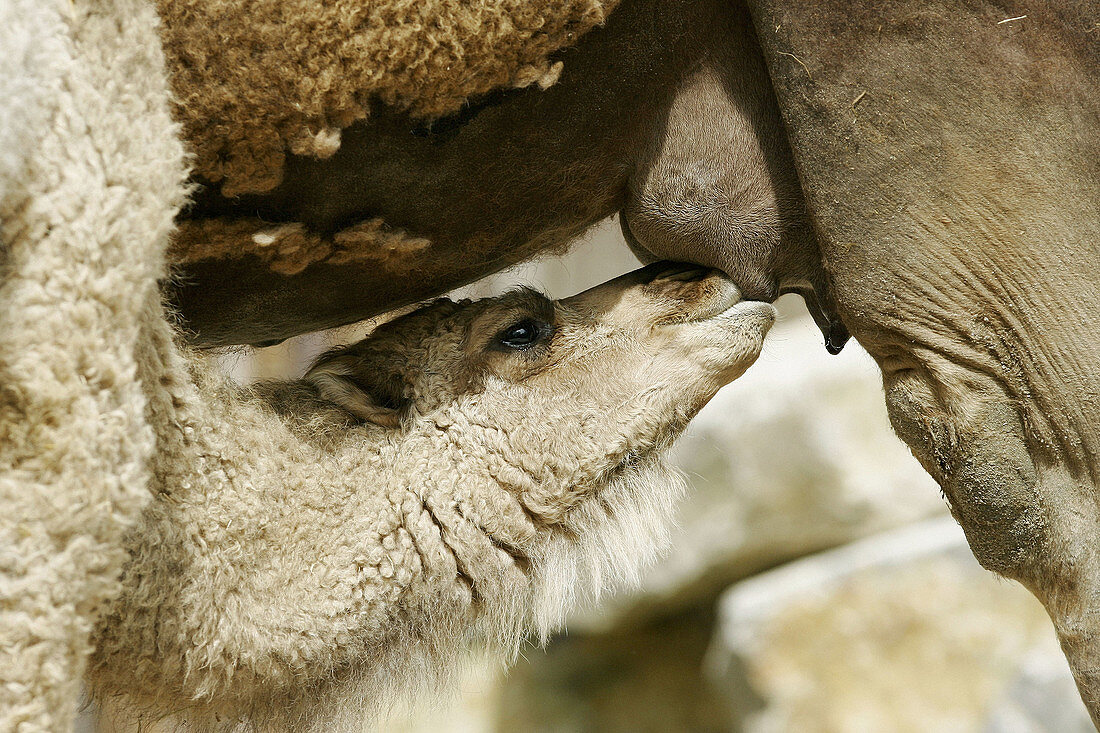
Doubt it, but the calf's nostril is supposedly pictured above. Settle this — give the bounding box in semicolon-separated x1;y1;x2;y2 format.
647;261;710;284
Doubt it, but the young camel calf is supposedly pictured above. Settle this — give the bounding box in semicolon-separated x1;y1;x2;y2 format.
88;262;774;731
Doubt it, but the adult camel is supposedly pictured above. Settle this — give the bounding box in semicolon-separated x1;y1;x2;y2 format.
169;0;1100;722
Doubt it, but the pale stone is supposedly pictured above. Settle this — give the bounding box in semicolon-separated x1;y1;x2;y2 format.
707;519;1090;733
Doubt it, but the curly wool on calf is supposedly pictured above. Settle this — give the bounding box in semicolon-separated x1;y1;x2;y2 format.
89;267;774;731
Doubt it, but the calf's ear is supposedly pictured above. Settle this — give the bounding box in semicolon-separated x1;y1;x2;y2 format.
305;354;402;428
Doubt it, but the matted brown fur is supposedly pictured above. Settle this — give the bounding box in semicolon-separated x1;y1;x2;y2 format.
173;217;430;276
157;0;619;196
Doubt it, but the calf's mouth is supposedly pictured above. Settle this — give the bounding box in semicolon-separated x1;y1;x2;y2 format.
641;262;747;324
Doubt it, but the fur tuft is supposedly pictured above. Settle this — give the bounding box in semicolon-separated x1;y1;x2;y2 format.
528;457;686;642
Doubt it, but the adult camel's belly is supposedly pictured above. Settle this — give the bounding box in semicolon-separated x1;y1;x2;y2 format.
169;0;842;349
169;0;702;347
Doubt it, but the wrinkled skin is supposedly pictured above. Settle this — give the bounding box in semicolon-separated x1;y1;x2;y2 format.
173;0;1100;721
176;0;846;351
738;0;1100;721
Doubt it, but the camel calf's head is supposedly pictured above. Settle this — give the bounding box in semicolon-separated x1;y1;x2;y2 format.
308;261;774;481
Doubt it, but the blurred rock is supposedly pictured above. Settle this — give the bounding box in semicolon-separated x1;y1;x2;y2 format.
985;647;1095;733
382;660;505;733
707;518;1090;733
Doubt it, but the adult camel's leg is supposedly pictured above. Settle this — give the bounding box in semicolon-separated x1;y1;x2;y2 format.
746;0;1100;720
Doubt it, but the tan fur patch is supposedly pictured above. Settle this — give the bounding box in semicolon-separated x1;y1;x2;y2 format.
172;217;431;275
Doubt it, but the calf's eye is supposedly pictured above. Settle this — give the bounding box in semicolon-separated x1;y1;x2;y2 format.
496;319;546;350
